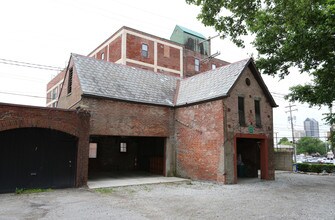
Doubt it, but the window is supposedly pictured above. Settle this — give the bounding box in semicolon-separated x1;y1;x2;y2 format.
141;44;148;58
195;58;200;72
67;68;73;95
212;64;216;70
238;97;246;126
89;143;98;158
120;142;127;153
52;101;57;108
255;100;262;127
101;52;105;60
51;87;58;100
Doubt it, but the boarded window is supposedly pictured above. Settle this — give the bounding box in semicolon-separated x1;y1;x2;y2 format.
255;100;261;127
164;45;170;58
67;68;73;95
89;143;98;158
238;97;245;126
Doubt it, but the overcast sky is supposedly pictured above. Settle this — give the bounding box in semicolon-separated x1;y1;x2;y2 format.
0;0;331;141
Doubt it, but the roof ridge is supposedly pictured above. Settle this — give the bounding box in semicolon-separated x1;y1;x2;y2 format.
181;58;251;82
72;53;180;80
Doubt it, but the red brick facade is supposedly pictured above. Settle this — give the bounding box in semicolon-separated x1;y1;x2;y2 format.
183;49;229;77
0;103;90;187
109;35;122;62
175;100;224;182
81;97;173;137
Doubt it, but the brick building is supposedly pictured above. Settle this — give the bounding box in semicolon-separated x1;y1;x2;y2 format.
57;54;277;184
46;26;229;107
0;103;90;193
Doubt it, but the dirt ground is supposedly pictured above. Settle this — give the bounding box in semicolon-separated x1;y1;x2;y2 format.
0;172;334;220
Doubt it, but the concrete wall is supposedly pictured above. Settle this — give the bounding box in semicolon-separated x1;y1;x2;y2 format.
175;100;225;182
274;151;293;171
0;103;90;187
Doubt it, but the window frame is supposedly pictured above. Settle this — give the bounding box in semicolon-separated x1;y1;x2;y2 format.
141;43;148;58
120;142;127;153
238;96;246;126
195;58;200;72
255;99;262;127
67;68;73;95
51;87;58;100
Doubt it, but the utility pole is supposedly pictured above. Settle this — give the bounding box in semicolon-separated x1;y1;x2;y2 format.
286;104;298;163
275;132;278;150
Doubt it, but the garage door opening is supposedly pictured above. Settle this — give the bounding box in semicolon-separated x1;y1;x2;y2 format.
88;136;165;180
236;138;261;180
0;128;77;193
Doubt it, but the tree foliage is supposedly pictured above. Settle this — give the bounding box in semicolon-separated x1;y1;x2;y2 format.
296;137;327;155
186;0;335;123
278;137;292;145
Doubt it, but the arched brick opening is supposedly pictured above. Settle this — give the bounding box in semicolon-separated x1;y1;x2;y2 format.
0;127;78;193
0;103;90;189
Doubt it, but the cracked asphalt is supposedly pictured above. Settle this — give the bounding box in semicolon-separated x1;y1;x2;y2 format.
0;172;334;220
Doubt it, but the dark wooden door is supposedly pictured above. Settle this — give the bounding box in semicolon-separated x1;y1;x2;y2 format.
0;128;77;193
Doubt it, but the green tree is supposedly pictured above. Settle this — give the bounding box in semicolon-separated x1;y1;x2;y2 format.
186;0;335;123
296;137;327;155
278;137;292;145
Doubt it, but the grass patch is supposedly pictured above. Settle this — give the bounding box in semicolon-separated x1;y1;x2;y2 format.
15;188;52;194
94;188;115;194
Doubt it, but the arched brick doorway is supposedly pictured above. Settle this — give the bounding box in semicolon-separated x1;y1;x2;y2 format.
0;103;91;193
0;128;77;193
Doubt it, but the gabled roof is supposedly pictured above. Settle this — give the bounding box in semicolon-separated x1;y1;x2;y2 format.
72;54;177;106
70;54;277;108
176;59;250;106
175;25;206;39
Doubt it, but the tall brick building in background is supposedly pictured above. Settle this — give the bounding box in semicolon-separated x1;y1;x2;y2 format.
46;25;229;107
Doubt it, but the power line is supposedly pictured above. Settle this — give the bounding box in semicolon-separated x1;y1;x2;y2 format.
0;58;63;71
0;91;51;100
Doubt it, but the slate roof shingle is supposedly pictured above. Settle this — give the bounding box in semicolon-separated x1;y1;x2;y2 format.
72;54;177;106
176;59;250;106
71;54;276;107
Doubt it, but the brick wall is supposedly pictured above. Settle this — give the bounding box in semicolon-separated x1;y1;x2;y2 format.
127;33;155;65
46;70;66;91
175;100;224;182
0;103;90;187
157;43;180;71
224;67;275;182
82;97;173;137
183;49;229;77
109;35;122;62
96;46;108;61
57;60;83;109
